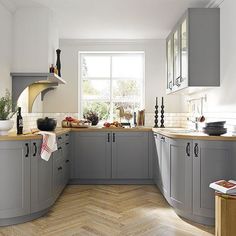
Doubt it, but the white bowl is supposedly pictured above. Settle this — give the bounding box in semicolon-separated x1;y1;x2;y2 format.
0;120;14;135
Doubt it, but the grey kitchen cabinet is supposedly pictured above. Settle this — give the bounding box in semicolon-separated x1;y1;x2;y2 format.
153;133;162;189
112;132;149;179
31;139;54;213
169;139;192;213
0;141;30;219
166;8;220;94
74;132;111;179
193;140;232;219
161;135;170;199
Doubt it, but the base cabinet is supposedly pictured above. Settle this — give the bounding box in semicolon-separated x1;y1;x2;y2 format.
72;131;150;181
0;141;30;219
193;141;232;219
153;134;233;225
31;140;54;213
112;132;149;179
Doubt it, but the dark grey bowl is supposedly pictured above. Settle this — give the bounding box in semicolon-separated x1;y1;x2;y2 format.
205;121;226;127
203;127;227;136
37;117;57;131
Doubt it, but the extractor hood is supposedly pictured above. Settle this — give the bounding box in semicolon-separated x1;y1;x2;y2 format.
11;73;66;112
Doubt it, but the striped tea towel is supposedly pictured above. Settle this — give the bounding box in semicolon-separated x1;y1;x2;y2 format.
38;131;58;161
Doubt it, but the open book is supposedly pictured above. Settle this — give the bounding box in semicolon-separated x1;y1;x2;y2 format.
209;180;236;194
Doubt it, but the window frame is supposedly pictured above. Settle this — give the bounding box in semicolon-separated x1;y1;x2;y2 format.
79;51;145;121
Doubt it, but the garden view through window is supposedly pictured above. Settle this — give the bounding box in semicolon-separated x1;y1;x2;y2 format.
80;52;145;122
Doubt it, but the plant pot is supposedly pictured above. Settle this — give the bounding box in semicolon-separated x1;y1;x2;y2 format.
0;120;14;135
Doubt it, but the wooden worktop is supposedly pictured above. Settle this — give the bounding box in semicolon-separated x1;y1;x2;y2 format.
153;128;236;141
1;126;236;141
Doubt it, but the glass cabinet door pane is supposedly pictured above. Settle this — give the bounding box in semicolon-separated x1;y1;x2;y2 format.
174;29;181;84
167;38;173;90
181;19;188;82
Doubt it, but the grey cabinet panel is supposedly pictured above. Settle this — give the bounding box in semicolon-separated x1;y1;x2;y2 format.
74;132;111;179
193;141;232;218
112;132;149;179
153;133;162;189
161;136;170;198
169;139;192;212
31;140;54;213
0;141;30;218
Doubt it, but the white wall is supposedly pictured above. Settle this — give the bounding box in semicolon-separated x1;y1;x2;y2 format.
184;0;236;113
43;39;182;114
0;2;12;97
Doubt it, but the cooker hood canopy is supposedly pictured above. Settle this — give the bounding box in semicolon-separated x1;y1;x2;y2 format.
11;73;66;112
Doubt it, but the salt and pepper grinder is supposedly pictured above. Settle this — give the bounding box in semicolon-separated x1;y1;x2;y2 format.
154;97;158;128
56;49;61;77
160;97;165;128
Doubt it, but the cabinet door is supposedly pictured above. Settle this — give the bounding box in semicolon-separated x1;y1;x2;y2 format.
173;28;181;88
161;136;170;199
166;36;174;93
153;133;162;189
63;141;70;184
0;141;30;218
112;132;149;179
169;139;192;213
31;140;54;213
53;145;65;199
193;141;232;218
74;132;111;179
180;18;188;88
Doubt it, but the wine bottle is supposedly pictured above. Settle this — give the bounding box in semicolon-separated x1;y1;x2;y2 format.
17;107;23;135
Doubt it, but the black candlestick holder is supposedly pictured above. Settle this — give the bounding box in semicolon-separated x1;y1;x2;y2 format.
160;98;165;128
154;104;158;128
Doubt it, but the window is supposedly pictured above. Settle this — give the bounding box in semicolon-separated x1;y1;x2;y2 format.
79;52;145;122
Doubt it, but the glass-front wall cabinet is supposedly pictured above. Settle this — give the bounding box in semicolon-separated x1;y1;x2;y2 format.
167;37;173;92
181;19;188;88
173;29;181;87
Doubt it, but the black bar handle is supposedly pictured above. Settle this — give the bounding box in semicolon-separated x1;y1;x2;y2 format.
194;143;199;157
113;133;115;142
107;133;110;142
186;142;190;157
65;160;70;163
25;143;29;157
66;142;69;145
58;147;62;150
33;142;37;157
58;166;62;171
160;136;165;141
58;136;62;140
65;133;69;136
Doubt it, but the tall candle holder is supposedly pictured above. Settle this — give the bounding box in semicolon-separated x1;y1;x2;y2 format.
154;97;158;128
160;97;165;128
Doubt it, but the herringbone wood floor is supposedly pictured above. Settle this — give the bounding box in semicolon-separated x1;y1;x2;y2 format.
0;185;214;236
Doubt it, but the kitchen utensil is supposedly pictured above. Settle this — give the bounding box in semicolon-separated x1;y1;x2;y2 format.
37;117;57;131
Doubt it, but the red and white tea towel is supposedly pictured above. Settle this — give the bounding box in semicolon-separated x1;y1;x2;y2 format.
38;131;58;161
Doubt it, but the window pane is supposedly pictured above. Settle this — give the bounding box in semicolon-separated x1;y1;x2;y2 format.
113;102;141;121
82;56;110;78
82;101;110;120
112;80;142;101
83;80;110;99
112;54;143;78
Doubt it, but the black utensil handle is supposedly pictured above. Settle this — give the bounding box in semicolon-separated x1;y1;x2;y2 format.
25;143;29;157
33;142;37;157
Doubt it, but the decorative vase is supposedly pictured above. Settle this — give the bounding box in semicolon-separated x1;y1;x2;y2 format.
56;49;61;77
0;120;14;135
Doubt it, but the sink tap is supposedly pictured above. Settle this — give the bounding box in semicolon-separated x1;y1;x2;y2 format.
187;117;199;131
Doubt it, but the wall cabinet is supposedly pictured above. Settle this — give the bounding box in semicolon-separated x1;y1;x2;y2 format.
153;134;233;225
166;8;220;94
0;141;31;219
73;131;150;181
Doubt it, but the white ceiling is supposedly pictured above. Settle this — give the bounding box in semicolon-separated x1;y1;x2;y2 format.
3;0;212;39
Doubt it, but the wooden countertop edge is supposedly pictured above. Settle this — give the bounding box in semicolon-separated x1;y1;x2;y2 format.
1;127;236;141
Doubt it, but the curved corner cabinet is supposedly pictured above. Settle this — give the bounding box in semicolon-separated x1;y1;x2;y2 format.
0;132;70;226
153;133;232;225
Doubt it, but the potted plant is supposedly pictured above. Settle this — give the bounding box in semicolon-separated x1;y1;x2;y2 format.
84;110;99;126
0;90;16;135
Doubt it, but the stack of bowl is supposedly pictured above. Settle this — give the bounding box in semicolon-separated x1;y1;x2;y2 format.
203;121;227;136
